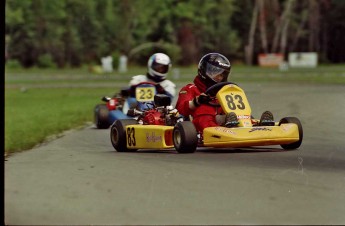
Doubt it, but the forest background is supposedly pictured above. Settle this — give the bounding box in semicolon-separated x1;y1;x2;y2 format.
5;0;345;69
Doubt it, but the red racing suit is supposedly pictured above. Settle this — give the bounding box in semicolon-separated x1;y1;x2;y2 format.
175;76;224;133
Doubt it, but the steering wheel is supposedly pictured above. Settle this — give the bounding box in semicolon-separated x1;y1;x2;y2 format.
205;81;238;97
203;82;237;106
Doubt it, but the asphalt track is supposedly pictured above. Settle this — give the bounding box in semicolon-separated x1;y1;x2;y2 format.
5;83;345;225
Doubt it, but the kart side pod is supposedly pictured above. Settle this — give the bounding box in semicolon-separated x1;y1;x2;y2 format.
110;119;174;152
202;123;300;148
172;118;302;152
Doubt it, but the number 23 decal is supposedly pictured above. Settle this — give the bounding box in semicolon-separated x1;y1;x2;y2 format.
136;87;155;101
139;89;153;100
225;94;245;110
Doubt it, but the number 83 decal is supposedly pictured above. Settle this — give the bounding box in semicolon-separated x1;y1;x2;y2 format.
127;127;136;146
224;94;246;110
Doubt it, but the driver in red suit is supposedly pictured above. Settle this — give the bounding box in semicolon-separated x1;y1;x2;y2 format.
175;53;237;133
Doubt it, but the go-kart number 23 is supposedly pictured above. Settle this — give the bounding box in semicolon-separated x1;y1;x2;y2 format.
127;127;136;146
136;87;155;101
225;94;245;110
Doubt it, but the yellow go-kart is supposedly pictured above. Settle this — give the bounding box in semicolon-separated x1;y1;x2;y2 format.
110;82;303;153
173;82;303;153
110;94;181;152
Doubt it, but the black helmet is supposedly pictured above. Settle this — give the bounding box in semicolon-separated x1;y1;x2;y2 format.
147;53;172;82
198;53;231;88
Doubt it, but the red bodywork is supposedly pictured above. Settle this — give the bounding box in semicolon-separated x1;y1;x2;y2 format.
142;110;165;125
106;98;120;110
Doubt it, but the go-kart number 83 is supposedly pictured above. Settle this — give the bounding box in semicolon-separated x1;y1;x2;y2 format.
224;94;246;110
127;127;136;146
136;87;155;101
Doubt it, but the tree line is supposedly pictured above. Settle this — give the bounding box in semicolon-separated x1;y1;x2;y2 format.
5;0;345;68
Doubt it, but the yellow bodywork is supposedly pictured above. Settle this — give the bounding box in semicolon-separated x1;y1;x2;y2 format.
125;125;174;149
203;84;300;148
203;124;299;148
216;84;253;127
122;84;301;151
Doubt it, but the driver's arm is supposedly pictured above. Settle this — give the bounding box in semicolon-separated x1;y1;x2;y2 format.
159;80;176;98
176;85;209;116
176;86;195;117
192;93;210;108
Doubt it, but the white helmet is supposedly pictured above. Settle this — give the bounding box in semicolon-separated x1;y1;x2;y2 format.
147;53;171;82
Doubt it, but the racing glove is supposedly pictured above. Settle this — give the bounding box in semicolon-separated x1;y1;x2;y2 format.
193;93;210;106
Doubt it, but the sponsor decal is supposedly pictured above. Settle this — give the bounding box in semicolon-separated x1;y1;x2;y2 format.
146;132;162;142
179;90;187;94
249;127;272;133
218;62;230;67
281;124;294;131
211;135;221;139
237;115;250;119
214;127;236;135
243;121;251;127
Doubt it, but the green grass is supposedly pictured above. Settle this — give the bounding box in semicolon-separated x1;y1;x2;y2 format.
4;64;345;156
5;87;115;155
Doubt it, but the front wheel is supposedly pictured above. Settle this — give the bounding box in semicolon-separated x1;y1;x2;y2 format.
279;117;303;150
173;121;198;153
94;104;110;129
110;119;138;152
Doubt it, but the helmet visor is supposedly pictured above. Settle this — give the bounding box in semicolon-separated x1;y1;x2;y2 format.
152;61;169;74
205;63;229;82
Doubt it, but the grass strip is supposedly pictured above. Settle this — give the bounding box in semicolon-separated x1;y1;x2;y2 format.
5;87;115;155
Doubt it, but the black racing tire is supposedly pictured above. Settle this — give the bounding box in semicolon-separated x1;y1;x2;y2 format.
173;121;198;153
110;119;138;152
279;117;303;150
94;104;110;129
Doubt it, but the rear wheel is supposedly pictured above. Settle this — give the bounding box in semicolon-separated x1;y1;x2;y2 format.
173;121;198;153
110;119;138;152
94;104;110;129
279;117;303;150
